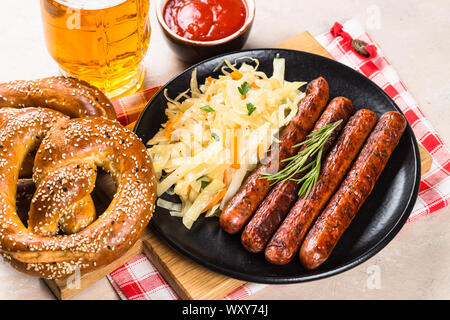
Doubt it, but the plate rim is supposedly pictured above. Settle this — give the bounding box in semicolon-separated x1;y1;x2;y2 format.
134;48;421;284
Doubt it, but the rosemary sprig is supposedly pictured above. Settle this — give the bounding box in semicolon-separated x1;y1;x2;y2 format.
261;120;342;197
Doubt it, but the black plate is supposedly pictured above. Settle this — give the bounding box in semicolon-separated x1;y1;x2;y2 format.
134;49;420;284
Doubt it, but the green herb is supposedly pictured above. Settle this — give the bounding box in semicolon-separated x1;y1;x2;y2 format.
196;174;207;181
211;132;220;141
238;81;251;96
212;93;217;96
261;120;342;198
246;103;256;115
201;180;210;189
200;105;215;112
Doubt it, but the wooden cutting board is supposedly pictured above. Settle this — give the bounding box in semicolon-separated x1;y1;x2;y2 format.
44;31;433;300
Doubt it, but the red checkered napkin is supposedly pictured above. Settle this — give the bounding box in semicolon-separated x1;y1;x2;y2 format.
107;254;265;300
107;19;450;300
112;86;161;127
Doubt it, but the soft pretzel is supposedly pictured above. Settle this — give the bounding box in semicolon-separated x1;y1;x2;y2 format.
0;76;117;119
0;76;117;178
0;107;156;279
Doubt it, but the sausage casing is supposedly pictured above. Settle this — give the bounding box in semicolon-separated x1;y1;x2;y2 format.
241;97;354;253
219;77;329;234
299;111;407;270
264;109;378;264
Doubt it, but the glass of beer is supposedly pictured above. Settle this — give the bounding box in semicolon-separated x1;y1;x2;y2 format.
40;0;151;98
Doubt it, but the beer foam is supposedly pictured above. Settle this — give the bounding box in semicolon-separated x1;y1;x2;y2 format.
54;0;128;10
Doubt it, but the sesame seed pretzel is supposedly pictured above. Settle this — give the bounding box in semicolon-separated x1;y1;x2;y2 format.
0;76;116;119
0;108;156;279
0;76;117;178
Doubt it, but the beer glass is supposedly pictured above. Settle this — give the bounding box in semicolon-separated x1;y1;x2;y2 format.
40;0;151;98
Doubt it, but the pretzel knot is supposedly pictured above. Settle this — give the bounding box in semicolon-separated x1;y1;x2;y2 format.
0;108;156;279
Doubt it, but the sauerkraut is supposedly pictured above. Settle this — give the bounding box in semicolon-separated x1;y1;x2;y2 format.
147;57;306;229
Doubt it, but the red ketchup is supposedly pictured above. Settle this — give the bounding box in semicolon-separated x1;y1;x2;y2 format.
163;0;248;42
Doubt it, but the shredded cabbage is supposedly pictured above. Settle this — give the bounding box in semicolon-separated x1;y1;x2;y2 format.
148;57;306;229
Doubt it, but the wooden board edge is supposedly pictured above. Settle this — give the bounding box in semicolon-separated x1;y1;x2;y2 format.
44;229;151;300
276;30;333;59
142;238;192;300
419;145;432;175
142;231;245;300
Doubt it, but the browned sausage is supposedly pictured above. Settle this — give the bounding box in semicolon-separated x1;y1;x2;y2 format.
219;77;329;234
264;109;378;264
241;97;354;253
299;111;407;270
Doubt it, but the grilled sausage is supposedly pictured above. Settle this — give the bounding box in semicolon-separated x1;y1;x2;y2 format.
241;97;354;253
299;111;407;270
264;109;378;264
219;77;329;234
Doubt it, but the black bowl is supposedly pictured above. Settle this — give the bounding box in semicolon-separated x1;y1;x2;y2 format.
156;0;255;63
134;49;421;284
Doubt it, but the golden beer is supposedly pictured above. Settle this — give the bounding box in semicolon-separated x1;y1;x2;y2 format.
41;0;151;98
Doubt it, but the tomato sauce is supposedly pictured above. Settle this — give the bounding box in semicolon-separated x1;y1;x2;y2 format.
163;0;248;42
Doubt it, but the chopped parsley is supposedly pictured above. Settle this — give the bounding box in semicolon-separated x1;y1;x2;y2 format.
200;105;215;112
246;103;256;115
201;180;210;189
211;132;220;141
238;81;251;96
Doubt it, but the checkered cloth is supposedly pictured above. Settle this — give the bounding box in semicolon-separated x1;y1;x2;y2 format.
107;254;265;300
107;19;450;300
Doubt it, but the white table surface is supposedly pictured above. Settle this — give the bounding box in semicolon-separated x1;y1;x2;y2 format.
0;0;449;300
